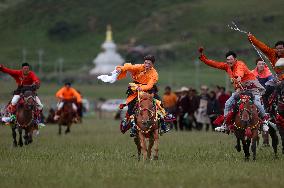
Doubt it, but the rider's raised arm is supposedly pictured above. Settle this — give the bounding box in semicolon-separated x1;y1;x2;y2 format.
248;34;276;63
0;65;21;77
199;54;228;71
116;63;144;80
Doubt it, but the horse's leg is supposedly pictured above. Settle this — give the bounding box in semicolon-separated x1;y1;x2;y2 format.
153;129;159;160
147;133;154;160
12;126;17;147
251;131;258;160
24;129;29;145
28;129;33;144
235;137;241;152
134;136;141;161
18;127;23;147
278;126;284;154
58;124;62;135
241;138;249;160
269;126;279;157
65;124;71;134
138;131;147;161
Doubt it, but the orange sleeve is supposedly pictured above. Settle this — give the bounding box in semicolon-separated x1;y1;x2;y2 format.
72;88;82;103
140;70;158;91
55;88;64;98
248;34;276;66
199;54;228;70
116;63;144;80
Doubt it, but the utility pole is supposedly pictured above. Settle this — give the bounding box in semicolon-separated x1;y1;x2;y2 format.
58;58;64;84
38;49;44;76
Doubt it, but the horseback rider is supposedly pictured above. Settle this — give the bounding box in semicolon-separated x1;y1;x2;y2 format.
248;34;284;104
199;50;268;132
54;82;82;122
116;55;169;137
0;63;45;127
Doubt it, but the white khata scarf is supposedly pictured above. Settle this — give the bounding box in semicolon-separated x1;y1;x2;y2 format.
97;69;119;83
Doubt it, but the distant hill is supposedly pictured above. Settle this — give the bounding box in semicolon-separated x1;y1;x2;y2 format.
0;0;283;76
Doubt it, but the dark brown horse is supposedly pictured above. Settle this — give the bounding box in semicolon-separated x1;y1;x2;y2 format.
134;92;159;161
268;81;284;154
12;90;37;147
234;92;261;160
58;99;76;135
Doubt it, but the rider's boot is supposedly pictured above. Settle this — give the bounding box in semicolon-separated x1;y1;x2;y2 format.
129;115;137;137
2;104;16;125
34;110;45;128
159;118;170;135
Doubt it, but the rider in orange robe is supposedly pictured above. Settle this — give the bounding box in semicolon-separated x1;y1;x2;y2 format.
199;50;266;132
116;55;168;137
248;34;284;106
248;34;284;80
54;82;82;121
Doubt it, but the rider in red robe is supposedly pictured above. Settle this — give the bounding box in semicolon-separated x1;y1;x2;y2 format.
0;63;44;127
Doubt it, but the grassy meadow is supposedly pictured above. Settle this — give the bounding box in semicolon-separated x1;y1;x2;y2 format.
0;116;284;188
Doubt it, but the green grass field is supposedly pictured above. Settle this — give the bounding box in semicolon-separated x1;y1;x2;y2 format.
0;116;284;188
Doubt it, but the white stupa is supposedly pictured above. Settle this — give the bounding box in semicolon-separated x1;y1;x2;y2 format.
89;25;124;75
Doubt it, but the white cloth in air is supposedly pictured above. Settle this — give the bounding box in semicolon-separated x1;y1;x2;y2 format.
97;70;119;83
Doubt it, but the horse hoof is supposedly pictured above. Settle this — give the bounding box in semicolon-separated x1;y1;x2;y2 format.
19;142;24;147
13;142;17;147
153;156;158;160
253;157;256;161
245;157;249;161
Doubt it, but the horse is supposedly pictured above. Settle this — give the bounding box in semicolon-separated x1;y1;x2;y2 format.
58;99;76;135
268;81;284;154
134;92;159;161
233;92;261;160
12;89;37;147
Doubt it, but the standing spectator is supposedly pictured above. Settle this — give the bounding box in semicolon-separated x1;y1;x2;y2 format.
207;91;220;131
177;87;190;131
217;87;230;114
188;88;199;130
195;85;210;131
162;86;178;130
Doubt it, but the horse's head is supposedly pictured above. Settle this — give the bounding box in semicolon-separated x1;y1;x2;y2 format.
136;92;156;132
237;92;255;125
23;90;35;110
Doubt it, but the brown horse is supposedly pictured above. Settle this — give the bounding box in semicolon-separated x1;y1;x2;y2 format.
12;90;37;147
134;92;159;161
58;99;76;135
233;92;261;160
269;81;284;154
